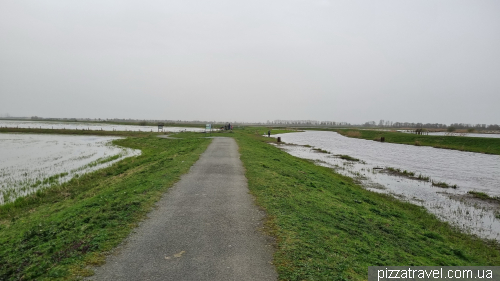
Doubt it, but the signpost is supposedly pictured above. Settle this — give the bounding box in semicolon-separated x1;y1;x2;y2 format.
206;124;212;136
158;124;164;132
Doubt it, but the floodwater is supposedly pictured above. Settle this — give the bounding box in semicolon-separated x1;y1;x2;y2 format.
272;130;500;240
0;133;141;204
398;130;500;138
426;132;500;138
0;120;206;133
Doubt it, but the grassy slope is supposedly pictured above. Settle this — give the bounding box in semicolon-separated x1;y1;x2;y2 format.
0;134;211;280
334;129;500;155
234;129;500;280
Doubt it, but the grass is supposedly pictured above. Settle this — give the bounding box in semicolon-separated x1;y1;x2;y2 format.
337;154;360;162
468;191;500;202
1;127;500;280
0;133;212;280
334;129;500;155
312;148;330;154
345;131;362;138
232;128;500;280
269;129;301;135
387;167;415;177
384;167;430;181
431;181;458;189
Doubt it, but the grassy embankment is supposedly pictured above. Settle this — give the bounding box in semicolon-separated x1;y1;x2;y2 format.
0;130;212;280
232;128;500;280
1;128;500;280
333;129;500;155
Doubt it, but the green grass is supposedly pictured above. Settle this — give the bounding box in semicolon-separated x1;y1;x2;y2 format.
337;154;360;162
0;134;211;280
269;129;301;135
333;129;500;155
431;181;458;189
468;191;500;202
384;167;430;181
233;128;500;280
1;127;500;280
313;148;330;154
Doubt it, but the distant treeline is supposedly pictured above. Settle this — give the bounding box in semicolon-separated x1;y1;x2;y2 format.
268;119;499;131
0;116;498;130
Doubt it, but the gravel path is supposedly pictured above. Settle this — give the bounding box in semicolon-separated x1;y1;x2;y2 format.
89;137;277;281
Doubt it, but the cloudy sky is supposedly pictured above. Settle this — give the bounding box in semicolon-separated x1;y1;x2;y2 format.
1;0;499;124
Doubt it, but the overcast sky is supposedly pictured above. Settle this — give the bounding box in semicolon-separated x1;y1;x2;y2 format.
1;1;499;124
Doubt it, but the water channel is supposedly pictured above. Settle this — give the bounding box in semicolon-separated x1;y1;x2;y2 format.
272;130;500;241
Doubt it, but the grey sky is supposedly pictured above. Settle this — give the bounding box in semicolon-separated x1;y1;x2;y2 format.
1;0;499;124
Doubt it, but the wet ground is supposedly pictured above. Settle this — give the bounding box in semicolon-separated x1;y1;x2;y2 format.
0;120;206;133
0;133;140;204
398;130;500;138
272;131;500;241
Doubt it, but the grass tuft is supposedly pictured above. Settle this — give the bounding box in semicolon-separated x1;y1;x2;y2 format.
468;191;500;202
431;181;458;189
337;154;360;161
312;148;330;154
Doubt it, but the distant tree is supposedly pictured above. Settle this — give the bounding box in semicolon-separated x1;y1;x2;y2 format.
447;126;456;132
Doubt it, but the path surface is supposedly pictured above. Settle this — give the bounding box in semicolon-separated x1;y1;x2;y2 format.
90;138;277;281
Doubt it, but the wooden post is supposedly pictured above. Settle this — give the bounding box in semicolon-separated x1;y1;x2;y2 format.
277;137;281;142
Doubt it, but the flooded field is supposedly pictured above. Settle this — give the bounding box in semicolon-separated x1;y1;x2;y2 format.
426;132;500;138
398;130;500;138
0;133;141;204
273;130;500;240
0;120;206;133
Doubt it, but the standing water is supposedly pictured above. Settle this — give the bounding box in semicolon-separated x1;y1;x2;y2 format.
0;133;141;204
273;131;500;240
0;120;206;133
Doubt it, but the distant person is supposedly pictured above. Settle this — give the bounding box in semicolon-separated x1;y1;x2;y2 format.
268;130;271;137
